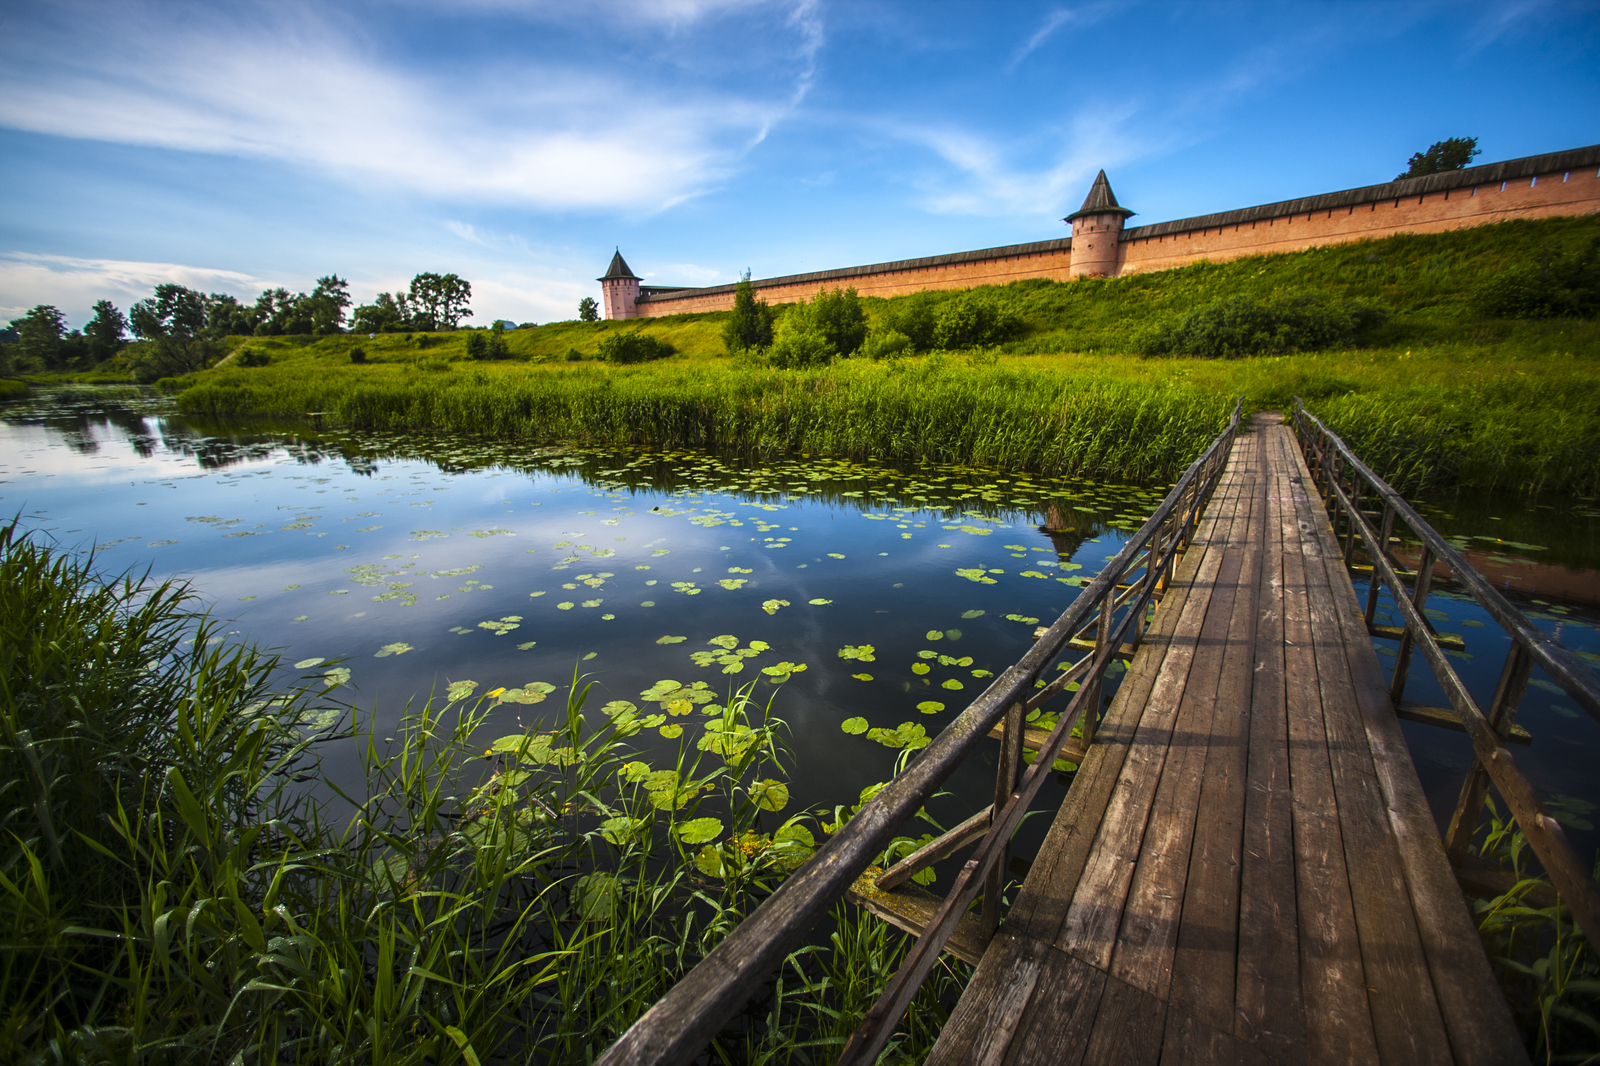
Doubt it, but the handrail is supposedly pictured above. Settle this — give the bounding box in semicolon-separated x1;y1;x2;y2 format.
597;400;1243;1066
1290;399;1600;947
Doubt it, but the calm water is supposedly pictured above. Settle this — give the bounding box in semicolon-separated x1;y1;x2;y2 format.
5;387;1598;870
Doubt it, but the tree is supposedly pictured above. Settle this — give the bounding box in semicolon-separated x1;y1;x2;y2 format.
806;286;867;356
1399;137;1480;180
578;296;599;322
83;300;128;362
351;292;413;334
127;284;222;382
307;275;352;335
409;273;473;330
203;293;256;338
8;305;67;369
721;271;775;354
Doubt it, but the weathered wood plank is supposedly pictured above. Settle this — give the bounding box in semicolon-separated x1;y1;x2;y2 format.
1287;430;1454;1066
922;934;1046;1066
1081;971;1168;1063
1002;947;1107;1066
844;866;990;966
1233;429;1307;1064
1004;470;1243;944
1055;468;1254;969
1107;456;1255;997
1285;427;1529;1065
1275;444;1380;1064
1166;433;1263;1029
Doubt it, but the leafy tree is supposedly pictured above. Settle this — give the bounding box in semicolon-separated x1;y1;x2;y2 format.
307;275;352;335
578;296;599;322
804;286;867;356
8;305;67;369
932;292;1023;350
248;288;313;336
203;293;256;338
351;292;414;334
83;300;128;362
126;284;223;382
721;271;775;354
1399;137;1480;180
409;273;473;330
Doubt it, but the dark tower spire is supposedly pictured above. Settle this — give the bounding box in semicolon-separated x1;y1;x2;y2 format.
1064;170;1136;223
598;249;641;281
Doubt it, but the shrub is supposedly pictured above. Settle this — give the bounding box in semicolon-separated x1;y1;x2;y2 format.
803;287;868;356
465;331;488;360
236;349;271;368
932;292;1024;350
859;328;913;361
598;329;675;364
349;346;367;364
1473;239;1600;319
1135;292;1387;357
880;292;940;350
722;271;775;354
565;347;583;361
767;328;836;369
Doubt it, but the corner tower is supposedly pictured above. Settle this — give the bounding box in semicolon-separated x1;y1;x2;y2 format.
598;250;641;320
1064;171;1135;279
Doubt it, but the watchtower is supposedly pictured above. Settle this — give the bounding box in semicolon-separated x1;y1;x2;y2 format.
598;250;641;320
1064;171;1135;279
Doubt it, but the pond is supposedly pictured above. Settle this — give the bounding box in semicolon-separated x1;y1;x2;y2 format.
5;386;1598;875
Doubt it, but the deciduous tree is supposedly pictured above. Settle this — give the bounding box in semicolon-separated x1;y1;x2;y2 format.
1399;137;1480;180
8;305;67;369
578;296;599;322
721;271;775;354
409;273;473;330
83;300;127;362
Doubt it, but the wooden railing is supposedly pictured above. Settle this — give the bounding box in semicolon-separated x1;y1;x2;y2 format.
1291;399;1600;947
596;400;1242;1066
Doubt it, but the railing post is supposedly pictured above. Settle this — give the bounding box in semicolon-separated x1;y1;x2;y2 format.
981;700;1024;938
1388;543;1436;704
1082;594;1114;748
1364;501;1397;626
1444;644;1535;865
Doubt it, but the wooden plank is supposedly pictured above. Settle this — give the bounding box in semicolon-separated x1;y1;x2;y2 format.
877;806;991;891
844;866;990;966
1166;433;1263;1029
1054;466;1255;969
1275;440;1380;1065
1286;428;1455;1065
1107;453;1255;997
922;934;1046;1066
1397;700;1532;745
1233;427;1308;1064
1003;470;1243;945
1080;971;1168;1063
1159;1002;1278;1066
1003;947;1107;1066
1286;428;1529;1065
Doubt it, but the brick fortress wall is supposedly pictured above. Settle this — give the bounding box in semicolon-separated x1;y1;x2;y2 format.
624;145;1600;319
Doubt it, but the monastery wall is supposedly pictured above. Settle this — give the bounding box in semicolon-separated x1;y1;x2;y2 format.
625;145;1600;319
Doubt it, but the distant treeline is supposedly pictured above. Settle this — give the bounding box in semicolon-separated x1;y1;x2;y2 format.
2;271;476;380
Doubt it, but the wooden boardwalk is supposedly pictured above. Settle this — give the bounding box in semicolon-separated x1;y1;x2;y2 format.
925;416;1525;1065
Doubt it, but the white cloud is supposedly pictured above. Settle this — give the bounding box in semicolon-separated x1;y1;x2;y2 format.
0;2;822;214
0;253;273;325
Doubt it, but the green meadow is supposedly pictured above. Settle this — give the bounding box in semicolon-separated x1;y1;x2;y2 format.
160;212;1600;496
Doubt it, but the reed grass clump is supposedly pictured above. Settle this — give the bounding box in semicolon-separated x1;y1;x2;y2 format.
0;523;966;1063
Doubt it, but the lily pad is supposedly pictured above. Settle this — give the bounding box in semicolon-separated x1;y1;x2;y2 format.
294;657;326;669
916;701;945;714
760;599;791;615
447;679;479;703
840;717;869;735
751;779;789;811
375;642;414;657
851;673;873;681
808;598;833;605
839;644;876;662
677;817;723;844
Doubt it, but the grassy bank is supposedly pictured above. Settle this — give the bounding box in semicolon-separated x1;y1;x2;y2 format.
0;523;968;1063
174;214;1600;495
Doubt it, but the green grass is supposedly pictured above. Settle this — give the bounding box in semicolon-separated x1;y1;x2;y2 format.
0;379;27;399
0;523;968;1064
173;214;1600;496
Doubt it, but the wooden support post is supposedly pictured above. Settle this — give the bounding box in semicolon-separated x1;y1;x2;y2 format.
1388;544;1436;704
1364;502;1396;626
1444;644;1535;865
1083;595;1114;748
981;702;1024;938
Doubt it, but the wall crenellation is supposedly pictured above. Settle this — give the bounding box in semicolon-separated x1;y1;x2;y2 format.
599;144;1600;319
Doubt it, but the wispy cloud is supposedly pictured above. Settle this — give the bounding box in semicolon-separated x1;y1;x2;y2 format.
0;2;823;214
1007;3;1121;70
0;252;273;324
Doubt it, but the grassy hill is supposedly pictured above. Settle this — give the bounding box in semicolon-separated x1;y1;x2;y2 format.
172;214;1600;496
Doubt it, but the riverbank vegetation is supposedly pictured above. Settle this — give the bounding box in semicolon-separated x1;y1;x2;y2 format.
0;522;967;1063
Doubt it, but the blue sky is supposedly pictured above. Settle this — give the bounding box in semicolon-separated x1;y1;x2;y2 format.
2;0;1596;328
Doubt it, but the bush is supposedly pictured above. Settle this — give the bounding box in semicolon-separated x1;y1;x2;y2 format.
932;292;1024;350
797;287;867;356
879;292;940;350
598;329;675;364
859;328;913;361
349;347;367;364
565;347;583;361
1474;239;1600;319
1134;292;1388;357
767;328;836;369
236;349;271;368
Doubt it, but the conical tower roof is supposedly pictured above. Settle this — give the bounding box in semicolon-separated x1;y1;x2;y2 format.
598;250;640;281
1064;170;1136;223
